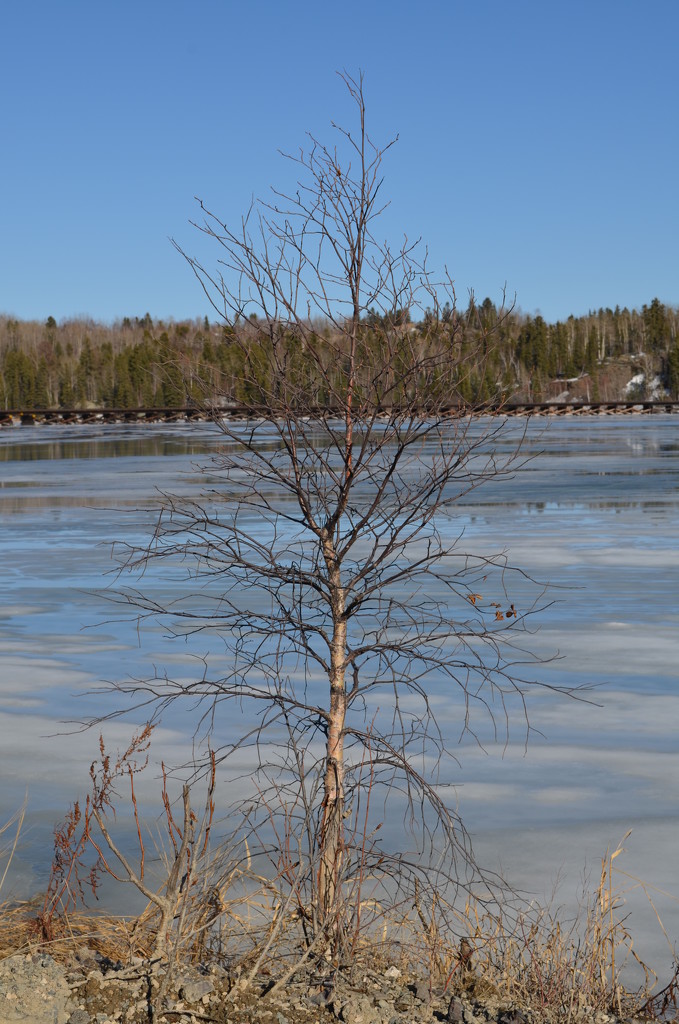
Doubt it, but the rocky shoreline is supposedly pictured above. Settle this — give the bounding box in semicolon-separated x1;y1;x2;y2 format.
0;949;657;1024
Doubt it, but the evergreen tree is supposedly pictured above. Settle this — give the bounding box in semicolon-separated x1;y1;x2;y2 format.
642;298;669;351
3;350;35;406
667;342;679;399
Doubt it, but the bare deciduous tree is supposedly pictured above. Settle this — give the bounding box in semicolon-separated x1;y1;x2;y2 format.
112;73;569;955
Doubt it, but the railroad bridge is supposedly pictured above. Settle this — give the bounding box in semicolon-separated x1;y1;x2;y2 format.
1;401;679;426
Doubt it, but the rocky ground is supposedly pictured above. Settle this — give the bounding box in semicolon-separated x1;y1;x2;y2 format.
0;949;657;1024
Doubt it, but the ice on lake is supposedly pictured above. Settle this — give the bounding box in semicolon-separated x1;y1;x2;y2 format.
1;415;677;972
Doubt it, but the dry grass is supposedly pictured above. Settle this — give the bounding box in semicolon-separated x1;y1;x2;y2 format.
0;899;144;962
2;834;677;1023
3;779;677;1022
0;799;25;895
405;832;679;1021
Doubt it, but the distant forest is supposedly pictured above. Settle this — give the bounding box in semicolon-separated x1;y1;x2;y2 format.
2;298;679;410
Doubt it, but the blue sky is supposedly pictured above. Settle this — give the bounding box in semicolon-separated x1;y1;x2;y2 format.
1;0;677;325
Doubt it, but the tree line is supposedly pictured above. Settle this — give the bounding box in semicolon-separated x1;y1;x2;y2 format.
1;297;679;411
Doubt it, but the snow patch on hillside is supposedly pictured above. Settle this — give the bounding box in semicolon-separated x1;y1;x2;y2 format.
625;372;664;397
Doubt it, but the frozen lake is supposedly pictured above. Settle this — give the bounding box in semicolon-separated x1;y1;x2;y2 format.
1;415;677;973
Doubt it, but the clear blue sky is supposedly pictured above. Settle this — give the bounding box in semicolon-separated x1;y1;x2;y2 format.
1;0;677;326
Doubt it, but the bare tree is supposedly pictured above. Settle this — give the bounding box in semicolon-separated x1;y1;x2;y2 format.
112;73;567;955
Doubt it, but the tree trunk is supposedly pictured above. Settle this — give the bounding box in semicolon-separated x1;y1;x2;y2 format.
318;549;347;918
